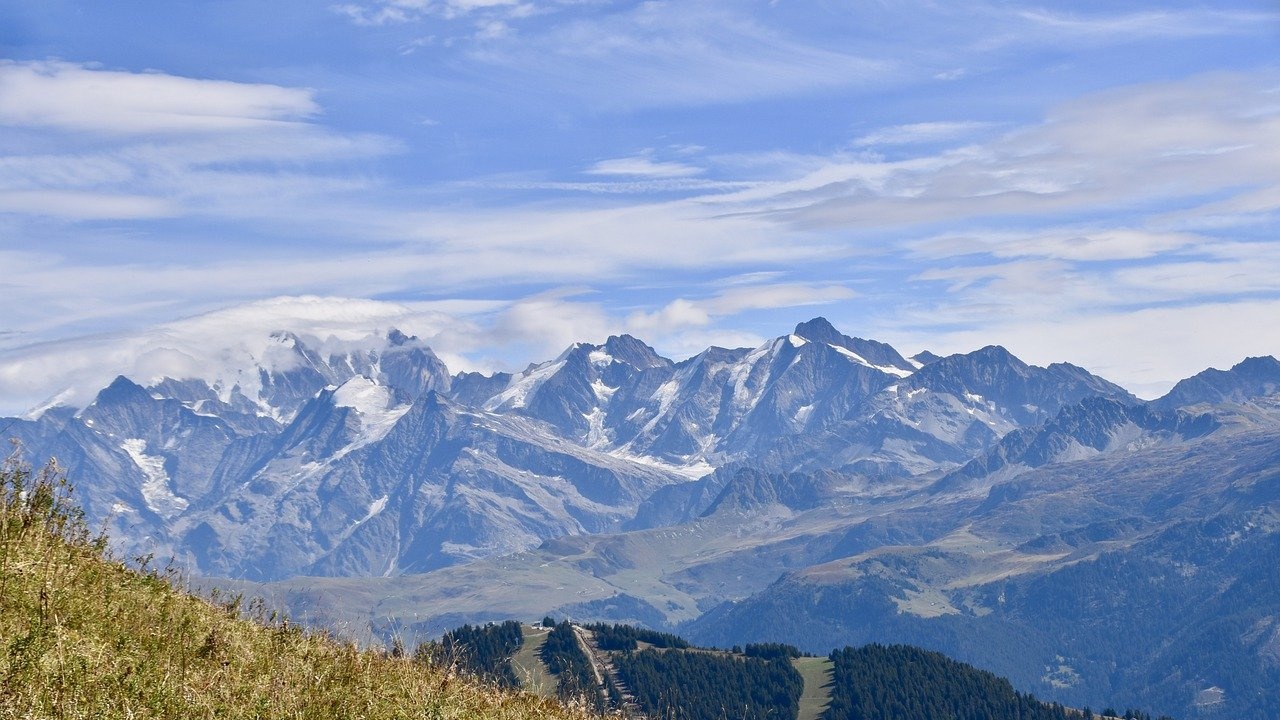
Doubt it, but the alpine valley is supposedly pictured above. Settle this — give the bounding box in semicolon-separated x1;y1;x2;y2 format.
6;318;1280;719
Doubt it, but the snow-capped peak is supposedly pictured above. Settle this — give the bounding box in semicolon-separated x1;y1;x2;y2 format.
332;376;393;414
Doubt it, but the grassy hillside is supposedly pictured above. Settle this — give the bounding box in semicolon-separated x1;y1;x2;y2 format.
792;656;834;720
0;456;594;720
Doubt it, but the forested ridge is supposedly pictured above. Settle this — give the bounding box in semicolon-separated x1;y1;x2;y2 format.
538;620;610;711
822;644;1077;720
820;645;1180;720
583;622;690;651
436;620;524;688
427;618;1169;720
612;647;803;720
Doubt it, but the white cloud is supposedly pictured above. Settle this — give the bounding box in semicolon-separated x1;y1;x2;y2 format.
907;229;1201;263
0;296;484;416
888;299;1280;400
395;198;846;280
462;177;753;195
332;0;526;26
820;75;1280;386
625;283;856;336
0;62;394;222
906;235;1280;329
0;281;861;415
702;71;1280;231
5;69;1274;383
2;45;1275;419
0;61;317;135
853;121;998;148
0;190;176;220
334;2;1276;113
460;2;890;108
0;182;855;350
586;155;704;179
1012;7;1278;41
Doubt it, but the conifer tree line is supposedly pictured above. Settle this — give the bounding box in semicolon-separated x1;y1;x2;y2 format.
539;620;610;712
743;642;803;662
583;622;690;651
430;620;524;688
612;646;804;720
420;617;1174;720
820;644;1176;720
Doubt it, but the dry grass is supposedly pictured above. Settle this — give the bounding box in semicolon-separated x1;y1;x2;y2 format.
0;455;597;720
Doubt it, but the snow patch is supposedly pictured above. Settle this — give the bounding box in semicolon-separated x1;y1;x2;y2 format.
828;344;912;377
794;403;814;425
355;494;389;525
591;379;616;402
787;334;807;348
609;447;714;480
120;438;188;517
652;377;681;414
332;376;392;414
22;388;75;420
583;407;610;448
329;378;411;459
729;341;775;411
486;360;566;410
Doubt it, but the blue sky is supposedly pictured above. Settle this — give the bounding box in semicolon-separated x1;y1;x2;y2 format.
1;0;1278;412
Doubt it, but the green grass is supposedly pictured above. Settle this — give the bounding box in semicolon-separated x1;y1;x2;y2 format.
0;455;599;720
510;626;558;698
792;656;834;720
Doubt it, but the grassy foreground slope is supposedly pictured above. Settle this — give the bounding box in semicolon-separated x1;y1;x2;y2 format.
0;457;593;720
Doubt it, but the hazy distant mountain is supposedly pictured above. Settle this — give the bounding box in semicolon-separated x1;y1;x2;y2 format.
6;318;1280;718
686;426;1280;719
1153;355;1280;410
3;319;1256;582
932;395;1219;495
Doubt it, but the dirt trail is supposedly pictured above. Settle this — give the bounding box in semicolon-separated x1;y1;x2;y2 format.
571;625;641;715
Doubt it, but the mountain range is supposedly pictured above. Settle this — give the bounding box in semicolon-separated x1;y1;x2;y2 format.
5;318;1280;718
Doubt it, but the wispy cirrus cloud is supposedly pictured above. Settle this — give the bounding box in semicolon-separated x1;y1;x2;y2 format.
1011;7;1279;41
585;155;703;179
3;0;1279;415
332;0;529;26
453;2;891;109
0;61;317;135
0;61;394;222
852;121;1000;148
906;229;1202;263
333;1;1277;115
701;71;1280;231
626;283;856;335
0;191;176;220
5;68;1277;376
